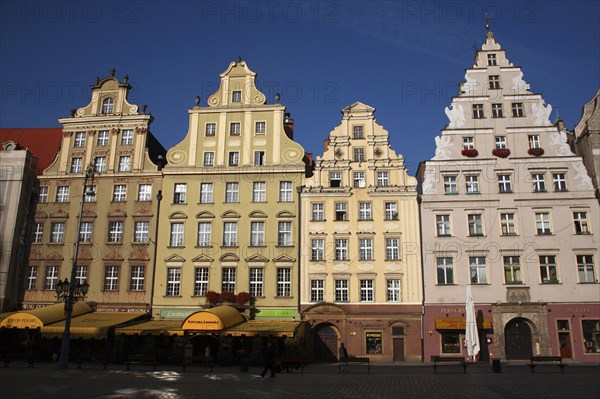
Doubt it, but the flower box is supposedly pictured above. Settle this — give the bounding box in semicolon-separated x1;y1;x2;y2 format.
461;148;479;158
220;291;237;304
528;147;545;157
205;290;220;305
236;292;250;306
492;148;511;158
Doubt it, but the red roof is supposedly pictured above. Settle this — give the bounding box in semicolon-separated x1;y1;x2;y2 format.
0;128;63;174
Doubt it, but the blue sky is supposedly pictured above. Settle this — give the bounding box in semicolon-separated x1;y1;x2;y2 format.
1;1;599;173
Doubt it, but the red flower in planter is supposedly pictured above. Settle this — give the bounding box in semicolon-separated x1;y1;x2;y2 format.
461;148;479;158
528;147;545;157
236;292;250;306
221;291;237;303
492;148;511;158
205;290;220;304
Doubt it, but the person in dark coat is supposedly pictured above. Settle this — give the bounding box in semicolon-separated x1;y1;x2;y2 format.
260;340;276;378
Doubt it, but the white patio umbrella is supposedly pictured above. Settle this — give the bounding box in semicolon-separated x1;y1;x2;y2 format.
465;284;480;362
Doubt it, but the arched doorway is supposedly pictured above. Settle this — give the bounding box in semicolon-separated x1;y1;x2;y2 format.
505;318;533;360
312;324;339;362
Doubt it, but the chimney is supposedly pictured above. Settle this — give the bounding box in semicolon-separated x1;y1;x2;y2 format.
284;112;294;140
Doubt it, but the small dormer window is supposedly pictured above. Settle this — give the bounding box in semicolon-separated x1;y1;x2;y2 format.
232;91;242;103
487;54;497;66
102;98;114;114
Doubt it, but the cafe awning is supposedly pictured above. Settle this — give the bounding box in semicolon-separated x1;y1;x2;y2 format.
223;321;303;338
0;302;93;329
435;317;492;330
42;312;148;338
0;312;16;323
181;305;245;331
115;319;185;336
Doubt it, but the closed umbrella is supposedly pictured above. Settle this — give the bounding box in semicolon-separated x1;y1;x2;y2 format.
465;284;480;362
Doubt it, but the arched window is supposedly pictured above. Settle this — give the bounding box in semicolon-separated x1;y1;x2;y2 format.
102;98;114;114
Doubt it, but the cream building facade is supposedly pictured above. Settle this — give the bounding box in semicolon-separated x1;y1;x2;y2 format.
24;70;166;312
300;102;422;362
419;29;600;363
155;59;309;321
573;89;600;200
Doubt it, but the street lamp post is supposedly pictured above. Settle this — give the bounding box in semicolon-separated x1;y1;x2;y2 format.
56;163;95;369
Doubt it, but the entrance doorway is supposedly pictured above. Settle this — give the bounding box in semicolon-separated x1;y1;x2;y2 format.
393;338;405;361
504;318;533;360
313;325;338;362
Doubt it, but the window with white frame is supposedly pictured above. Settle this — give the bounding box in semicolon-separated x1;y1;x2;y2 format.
75;265;87;285
252;181;266;202
228;151;239;166
56;186;69;202
200;183;213;203
194;267;209;296
26;266;37;290
254;151;265;166
437;257;454;285
166;268;181;296
577;255;595;283
492;103;503;118
359;202;372;220
71;157;83;173
173;183;187;204
279;181;293;202
205;123;216;136
487;53;497;66
78;222;93;243
277;268;291;297
250;221;265;246
255;121;266;134
170;223;184;247
488;75;500;89
359;238;373;260
38;186;48;203
108;221;124;243
495;136;507;149
74;132;86;147
101;98;113;114
94;156;107;173
329;172;341;187
222;222;237;246
468;214;484;236
250;268;263;297
312;203;324;221
197;222;212;247
231;90;242;103
33;223;43;243
335;239;348;261
353;147;365;162
387;279;401;302
311;239;324;261
121;129;133;145
221;268;236;292
472;104;484;119
118;155;131;172
130;266;145;291
353;125;364;139
335;202;347;221
444;176;457;193
536;212;552;235
436;215;451;237
504;256;522;284
553;173;567;191
500;213;516;235
386;238;400;260
113;184;127;201
573;212;590;234
84;184;96;202
463;137;475;149
229;122;241;136
138;184;152;201
44;266;59;290
377;171;389;187
360;279;374;302
104;266;119;291
539;255;558;283
278;221;292;246
498;174;512;193
532;173;546;192
470;256;487;284
97;130;109;146
134;221;149;242
465;175;479;193
311;279;324;302
528;135;540;148
51;222;64;243
385;202;398;220
353;172;366;188
335;280;349;302
225;182;239;203
512;102;524;117
203;152;215;167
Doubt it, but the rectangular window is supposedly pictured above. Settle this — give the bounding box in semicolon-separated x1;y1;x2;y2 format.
335;239;348;261
232;90;242;103
33;223;43;243
71;157;83;173
255;121;266;134
97;130;109;146
335;202;347;221
498;175;512;193
113;184;127;201
203;152;215;167
44;266;59;290
205;123;216;136
194;267;209;296
173;183;187;204
170;222;184;247
573;212;590;234
500;213;516;235
166;268;181;296
278;221;292;246
94;156;107;173
78;222;93;243
311;279;324;302
504;256;522;284
489;75;500;89
249;268;263;297
104;266;119;291
472;104;484;119
51;222;65;243
468;214;484;236
75;265;87;285
512;102;524;117
312;203;324;221
225;182;239;203
254;151;265;166
536;213;552;235
366;332;382;354
335;280;349;302
359;238;373;260
221;268;236;292
386;238;400;260
329;172;341;188
200;183;213;203
108;221;124;243
532;174;546;192
436;215;451;237
38;186;48;203
528;135;540;149
250;221;265;246
56;186;69;202
26;266;37;290
223;222;237;246
441;333;461;354
279;181;293;202
121;129;133;145
539;255;558;283
444;176;457;193
437;257;454;285
577;255;595;283
466;175;479;193
353;172;366;188
229;122;241;136
360;279;374;302
137;184;152;201
353;125;364;139
311;239;324;261
84;184;96;203
463;137;475;149
553;173;567;191
377;172;389;187
582;320;600;354
492;103;503;118
74;132;86;147
197;222;212;247
252;181;266;202
495;136;507;149
487;53;497;66
118;155;131;172
277;268;291;297
385;202;398;220
130;266;145;291
470;256;487;284
228;151;239;166
353;147;365;162
134;221;149;242
358;202;372;220
387;279;401;302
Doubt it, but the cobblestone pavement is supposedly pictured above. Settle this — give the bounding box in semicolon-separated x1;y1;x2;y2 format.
1;361;599;399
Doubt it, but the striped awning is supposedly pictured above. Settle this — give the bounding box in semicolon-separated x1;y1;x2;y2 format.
42;312;148;338
223;321;303;338
115;319;185;336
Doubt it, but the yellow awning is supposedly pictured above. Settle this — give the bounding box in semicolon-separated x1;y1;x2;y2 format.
115;319;185;336
42;312;148;338
435;317;492;330
223;321;303;338
0;302;93;329
0;312;16;323
182;305;245;331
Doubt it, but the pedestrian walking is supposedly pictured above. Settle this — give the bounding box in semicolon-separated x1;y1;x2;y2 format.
260;340;276;378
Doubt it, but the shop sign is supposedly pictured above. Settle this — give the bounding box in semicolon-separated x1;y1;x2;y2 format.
160;309;196;319
255;309;296;318
95;303;150;313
